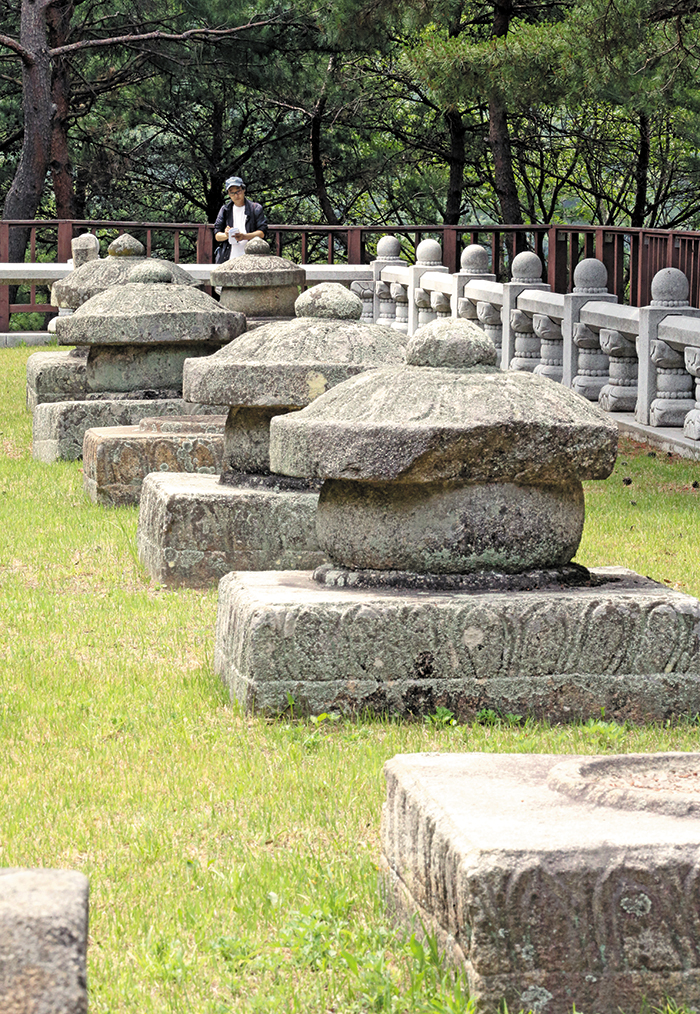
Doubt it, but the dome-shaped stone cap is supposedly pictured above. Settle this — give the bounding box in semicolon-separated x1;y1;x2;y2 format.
108;233;144;257
184;317;406;409
51;256;199;309
54;283;246;346
406;318;498;369
269;368;617;485
295;283;362;320
210;238;306;288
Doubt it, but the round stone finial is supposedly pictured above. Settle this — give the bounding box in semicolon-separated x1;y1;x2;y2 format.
416;239;443;266
245;237;272;256
651;267;689;307
406;318;498;370
108;233;145;257
71;233;99;269
573;258;608;293
295;282;362;320
376;235;402;260
511;251;543;283
128;262;173;284
460;244;489;273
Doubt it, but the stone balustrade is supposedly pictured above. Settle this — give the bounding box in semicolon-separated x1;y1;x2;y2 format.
364;240;700;449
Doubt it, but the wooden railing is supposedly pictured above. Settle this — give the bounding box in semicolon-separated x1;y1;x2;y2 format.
4;218;700;330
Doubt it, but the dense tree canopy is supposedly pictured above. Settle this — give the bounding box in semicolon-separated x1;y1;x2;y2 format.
3;0;700;243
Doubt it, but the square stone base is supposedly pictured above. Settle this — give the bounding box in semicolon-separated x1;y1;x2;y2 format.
32;398;197;462
382;752;700;1014
215;568;700;721
83;419;225;506
0;868;89;1013
137;473;325;587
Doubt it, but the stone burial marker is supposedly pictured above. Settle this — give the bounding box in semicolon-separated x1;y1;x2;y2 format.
210;237;305;322
136;282;407;587
31;260;245;464
382;751;700;1014
215;318;700;720
0;868;89;1013
28;233;200;412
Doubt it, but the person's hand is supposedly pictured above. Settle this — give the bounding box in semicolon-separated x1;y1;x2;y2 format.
224;226;231;238
233;231;247;241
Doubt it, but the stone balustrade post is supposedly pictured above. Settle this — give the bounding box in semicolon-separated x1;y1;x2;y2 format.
572;322;609;401
682;348;700;440
502;252;548;371
370;235;405;324
390;281;409;333
406;239;448;336
350;279;375;323
431;290;451;320
476;300;503;353
636;268;700;426
598;329;638;412
532;314;563;382
562;260;617;387
414;286;435;328
450;244;496;318
649;340;696;426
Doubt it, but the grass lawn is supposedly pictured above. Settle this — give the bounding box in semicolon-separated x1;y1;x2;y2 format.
1;344;700;1013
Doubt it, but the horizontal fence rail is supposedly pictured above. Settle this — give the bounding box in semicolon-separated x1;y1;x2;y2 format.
4;218;700;331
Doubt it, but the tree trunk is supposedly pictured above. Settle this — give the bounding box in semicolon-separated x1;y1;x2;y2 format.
630;110;650;228
47;1;78;219
2;0;56;261
488;94;522;224
488;0;522;225
443;109;466;225
310;56;340;225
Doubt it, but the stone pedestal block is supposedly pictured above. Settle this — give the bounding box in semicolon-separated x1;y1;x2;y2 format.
382;751;700;1014
26;350;87;411
32;398;213;463
137;473;324;587
0;868;89;1014
215;568;700;720
83;415;226;506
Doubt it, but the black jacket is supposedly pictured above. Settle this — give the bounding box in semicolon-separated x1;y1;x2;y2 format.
213;198;268;239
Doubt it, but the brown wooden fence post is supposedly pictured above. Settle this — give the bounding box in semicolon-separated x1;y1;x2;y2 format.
57;221;73;262
346;227;363;264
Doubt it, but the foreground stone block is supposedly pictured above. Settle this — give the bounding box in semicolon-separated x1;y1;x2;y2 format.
83;416;226;505
137;473;324;586
215;567;700;720
0;868;88;1013
382;751;700;1014
26;350;87;411
32;398;207;463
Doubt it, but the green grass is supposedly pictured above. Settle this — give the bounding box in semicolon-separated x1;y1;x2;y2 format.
2;345;700;1013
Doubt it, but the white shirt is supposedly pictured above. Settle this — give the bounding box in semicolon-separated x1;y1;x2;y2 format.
228;204;248;259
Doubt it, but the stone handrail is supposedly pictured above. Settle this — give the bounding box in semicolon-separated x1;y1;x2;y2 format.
368;238;700;445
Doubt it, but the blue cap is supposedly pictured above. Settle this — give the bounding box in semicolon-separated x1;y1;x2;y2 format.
225;176;245;191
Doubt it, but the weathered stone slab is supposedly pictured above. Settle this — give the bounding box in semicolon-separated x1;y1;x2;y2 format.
215;567;700;720
0;867;88;1014
85;343;220;393
26;350;87;410
137;473;324;586
83;416;226;505
32;398;210;463
382;751;700;1013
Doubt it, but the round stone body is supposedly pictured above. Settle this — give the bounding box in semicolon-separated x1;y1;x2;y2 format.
316;476;584;573
295;283;362;320
210;238;305;318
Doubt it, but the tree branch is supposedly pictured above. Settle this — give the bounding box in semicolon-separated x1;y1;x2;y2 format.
49;18;284;57
0;34;35;66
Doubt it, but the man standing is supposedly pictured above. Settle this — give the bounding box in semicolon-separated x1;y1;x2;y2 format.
213;176;268;260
